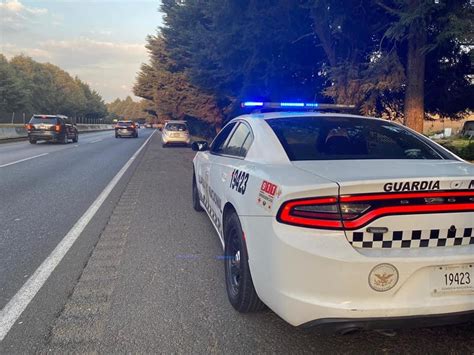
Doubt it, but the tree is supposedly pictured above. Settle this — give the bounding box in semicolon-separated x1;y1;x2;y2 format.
0;54;31;114
376;0;474;131
2;55;108;120
107;96;153;121
134;35;223;125
303;0;407;116
156;0;473;128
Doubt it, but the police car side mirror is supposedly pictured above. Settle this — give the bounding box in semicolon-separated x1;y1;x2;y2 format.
192;141;209;151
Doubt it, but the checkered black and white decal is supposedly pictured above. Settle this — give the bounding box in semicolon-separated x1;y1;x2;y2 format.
349;228;474;248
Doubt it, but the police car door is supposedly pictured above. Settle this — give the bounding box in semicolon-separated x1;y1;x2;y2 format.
202;122;238;232
210;121;253;237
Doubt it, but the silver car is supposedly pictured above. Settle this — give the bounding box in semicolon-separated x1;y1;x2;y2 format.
161;121;190;147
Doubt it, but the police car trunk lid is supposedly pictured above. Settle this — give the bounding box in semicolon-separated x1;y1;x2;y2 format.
293;160;474;249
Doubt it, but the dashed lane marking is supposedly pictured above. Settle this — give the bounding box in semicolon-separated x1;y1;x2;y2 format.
0;153;49;168
89;139;103;144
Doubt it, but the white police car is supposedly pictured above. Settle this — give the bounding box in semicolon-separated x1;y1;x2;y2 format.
191;102;474;332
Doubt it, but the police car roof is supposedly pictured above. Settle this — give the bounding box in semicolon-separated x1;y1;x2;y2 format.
236;111;384;122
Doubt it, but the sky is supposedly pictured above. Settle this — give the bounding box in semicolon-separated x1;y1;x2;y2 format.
0;0;163;102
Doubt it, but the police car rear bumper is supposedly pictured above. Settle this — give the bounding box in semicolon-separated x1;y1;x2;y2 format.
239;216;474;327
301;310;474;333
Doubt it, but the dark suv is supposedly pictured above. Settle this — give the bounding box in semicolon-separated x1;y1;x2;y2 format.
115;120;138;138
26;115;78;144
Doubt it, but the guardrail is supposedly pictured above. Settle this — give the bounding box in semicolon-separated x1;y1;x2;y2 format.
0;124;114;140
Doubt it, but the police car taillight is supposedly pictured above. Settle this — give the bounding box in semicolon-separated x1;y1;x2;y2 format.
278;191;474;230
278;197;371;229
55;124;61;132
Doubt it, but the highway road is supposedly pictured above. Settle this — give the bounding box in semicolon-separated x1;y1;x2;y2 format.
0;130;473;353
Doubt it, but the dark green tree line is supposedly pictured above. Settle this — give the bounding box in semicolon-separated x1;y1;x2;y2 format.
136;0;473;131
134;35;223;125
0;54;107;121
107;96;154;121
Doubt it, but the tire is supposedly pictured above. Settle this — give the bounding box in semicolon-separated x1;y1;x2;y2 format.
192;173;204;212
115;134;119;138
224;212;265;313
162;143;166;148
72;133;78;143
29;138;36;144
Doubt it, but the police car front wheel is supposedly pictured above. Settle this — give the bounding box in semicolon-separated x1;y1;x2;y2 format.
224;212;265;313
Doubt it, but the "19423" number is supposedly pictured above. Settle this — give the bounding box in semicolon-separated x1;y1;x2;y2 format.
230;169;249;195
444;272;471;286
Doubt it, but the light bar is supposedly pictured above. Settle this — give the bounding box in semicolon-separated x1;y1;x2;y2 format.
242;101;264;107
280;102;305;107
241;101;354;110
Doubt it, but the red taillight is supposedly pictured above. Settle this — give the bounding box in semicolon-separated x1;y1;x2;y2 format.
277;190;474;230
278;197;345;229
55;124;61;132
26;124;33;131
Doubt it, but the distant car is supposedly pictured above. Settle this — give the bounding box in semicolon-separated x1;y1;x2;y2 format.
161;120;190;147
461;121;474;138
26;114;78;144
115;120;138;138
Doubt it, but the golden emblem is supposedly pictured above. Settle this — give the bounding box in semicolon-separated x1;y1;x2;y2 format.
374;273;394;287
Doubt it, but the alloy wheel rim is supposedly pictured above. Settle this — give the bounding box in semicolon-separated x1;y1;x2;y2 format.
226;228;241;297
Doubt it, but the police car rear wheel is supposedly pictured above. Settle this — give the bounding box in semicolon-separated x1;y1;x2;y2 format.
224;212;265;313
192;174;204;212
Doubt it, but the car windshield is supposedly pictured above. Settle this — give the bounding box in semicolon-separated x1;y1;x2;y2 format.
117;121;132;126
165;123;187;131
266;116;449;161
30;117;58;125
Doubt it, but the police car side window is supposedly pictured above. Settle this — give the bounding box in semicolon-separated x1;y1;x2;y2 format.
210;122;236;154
221;123;252;158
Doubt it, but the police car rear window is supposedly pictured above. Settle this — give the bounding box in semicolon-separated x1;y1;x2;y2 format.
266;116;452;161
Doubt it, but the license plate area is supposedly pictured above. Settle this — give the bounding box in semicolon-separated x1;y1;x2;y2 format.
431;263;473;296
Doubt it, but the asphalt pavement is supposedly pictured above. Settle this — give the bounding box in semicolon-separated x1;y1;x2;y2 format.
1;131;473;353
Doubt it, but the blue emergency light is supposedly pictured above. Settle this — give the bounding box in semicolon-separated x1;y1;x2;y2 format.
241;101;354;110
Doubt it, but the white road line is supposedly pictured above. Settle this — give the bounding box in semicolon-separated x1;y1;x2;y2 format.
89;139;103;144
0;130;156;341
0;153;49;168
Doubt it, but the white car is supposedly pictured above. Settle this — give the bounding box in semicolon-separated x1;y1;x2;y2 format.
191;102;474;332
161;120;191;147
